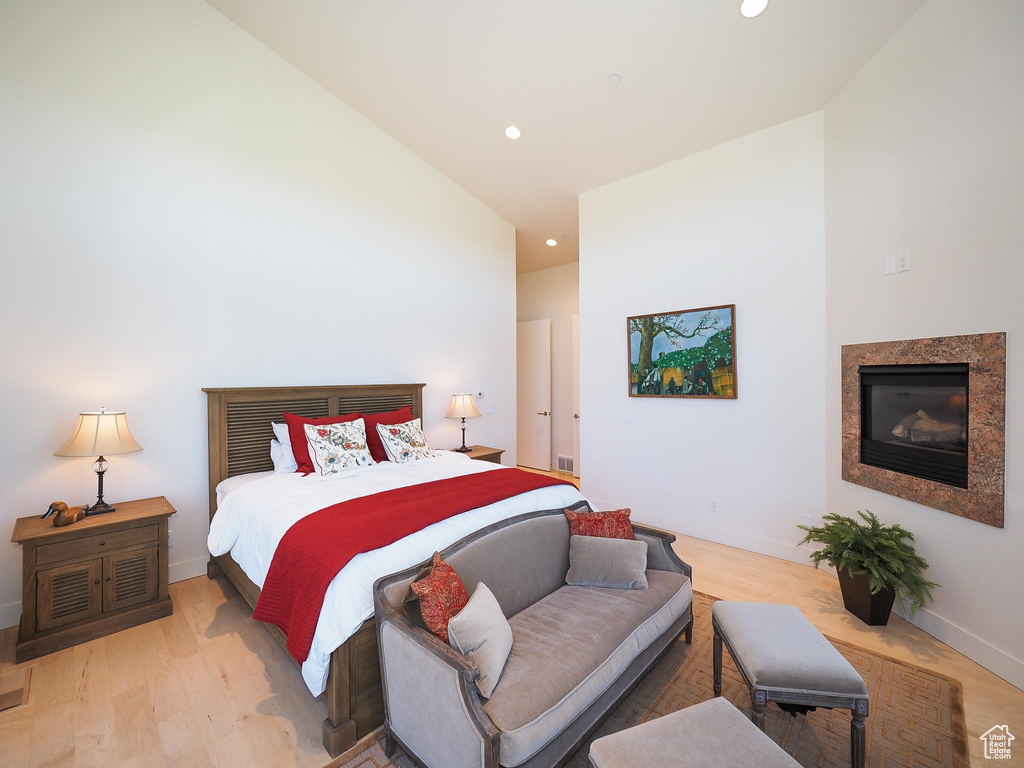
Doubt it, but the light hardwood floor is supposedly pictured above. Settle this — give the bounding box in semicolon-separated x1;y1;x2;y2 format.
1;527;1021;767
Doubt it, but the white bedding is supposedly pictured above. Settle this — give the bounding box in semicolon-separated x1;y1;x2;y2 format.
207;452;586;695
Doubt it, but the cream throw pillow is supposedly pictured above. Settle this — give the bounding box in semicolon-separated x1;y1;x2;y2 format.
447;583;513;699
303;418;375;477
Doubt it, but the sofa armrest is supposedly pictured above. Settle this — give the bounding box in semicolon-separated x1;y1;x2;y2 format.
374;575;500;768
632;523;692;579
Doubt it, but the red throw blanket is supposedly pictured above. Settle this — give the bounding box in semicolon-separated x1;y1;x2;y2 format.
253;468;575;662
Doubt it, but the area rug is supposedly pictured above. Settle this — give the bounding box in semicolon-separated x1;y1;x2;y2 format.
329;592;969;768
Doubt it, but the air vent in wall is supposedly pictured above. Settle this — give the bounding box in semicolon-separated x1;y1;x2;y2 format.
557;455;574;473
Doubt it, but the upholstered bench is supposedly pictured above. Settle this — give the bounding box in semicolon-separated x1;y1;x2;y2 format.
712;601;869;768
589;697;800;768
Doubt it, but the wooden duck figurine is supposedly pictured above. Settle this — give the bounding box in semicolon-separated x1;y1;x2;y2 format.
42;501;88;527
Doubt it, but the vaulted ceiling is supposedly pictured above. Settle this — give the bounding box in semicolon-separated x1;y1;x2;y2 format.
206;0;925;273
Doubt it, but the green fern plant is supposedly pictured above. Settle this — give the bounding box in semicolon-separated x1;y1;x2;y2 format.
798;511;937;615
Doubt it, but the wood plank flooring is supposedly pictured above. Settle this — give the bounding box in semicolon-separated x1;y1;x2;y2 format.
2;523;1021;767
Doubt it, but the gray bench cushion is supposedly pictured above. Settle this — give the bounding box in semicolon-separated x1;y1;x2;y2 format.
484;570;693;767
713;602;867;696
589;697;800;768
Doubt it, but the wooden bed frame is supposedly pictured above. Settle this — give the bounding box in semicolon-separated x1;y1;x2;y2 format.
202;383;425;758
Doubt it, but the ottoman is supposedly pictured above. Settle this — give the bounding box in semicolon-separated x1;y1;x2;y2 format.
589;697;800;768
712;601;869;768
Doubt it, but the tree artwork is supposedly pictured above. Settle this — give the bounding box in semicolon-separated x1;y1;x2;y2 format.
627;305;737;399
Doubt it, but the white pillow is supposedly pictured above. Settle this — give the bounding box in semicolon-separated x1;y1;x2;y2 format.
303;418;376;477
376;418;435;463
271;422;299;472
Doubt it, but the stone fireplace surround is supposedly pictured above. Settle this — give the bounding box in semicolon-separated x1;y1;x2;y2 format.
841;333;1006;528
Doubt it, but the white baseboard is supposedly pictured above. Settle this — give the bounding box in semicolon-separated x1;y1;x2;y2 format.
590;496;1024;692
170;555;210;584
904;604;1024;691
0;600;19;632
0;555;212;632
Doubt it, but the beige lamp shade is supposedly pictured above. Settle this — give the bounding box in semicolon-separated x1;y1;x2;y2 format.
54;409;143;457
445;394;482;419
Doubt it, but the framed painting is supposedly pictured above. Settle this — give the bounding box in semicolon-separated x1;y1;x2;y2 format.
627;304;736;398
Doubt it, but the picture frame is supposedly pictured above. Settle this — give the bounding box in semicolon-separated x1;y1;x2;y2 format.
627;304;737;399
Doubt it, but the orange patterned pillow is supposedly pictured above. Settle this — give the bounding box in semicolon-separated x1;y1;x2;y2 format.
564;507;635;540
410;553;469;643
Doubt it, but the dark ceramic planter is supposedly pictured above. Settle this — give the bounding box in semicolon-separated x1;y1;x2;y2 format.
837;568;896;626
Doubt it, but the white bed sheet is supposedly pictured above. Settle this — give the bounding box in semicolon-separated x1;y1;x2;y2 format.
207;451;586;695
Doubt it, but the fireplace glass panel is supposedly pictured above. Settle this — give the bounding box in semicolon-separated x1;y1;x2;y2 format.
868;384;967;452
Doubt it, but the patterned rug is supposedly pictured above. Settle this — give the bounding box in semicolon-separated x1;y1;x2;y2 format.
330;592;969;768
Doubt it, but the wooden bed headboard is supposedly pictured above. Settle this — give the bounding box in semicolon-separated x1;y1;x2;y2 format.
202;383;425;522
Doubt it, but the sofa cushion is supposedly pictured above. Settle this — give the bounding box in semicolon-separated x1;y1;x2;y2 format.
483;570;692;767
713;601;868;696
589;697;801;768
566;536;648;590
448;583;514;698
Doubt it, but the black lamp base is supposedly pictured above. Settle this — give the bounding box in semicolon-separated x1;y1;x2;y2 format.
454;420;472;452
86;459;116;515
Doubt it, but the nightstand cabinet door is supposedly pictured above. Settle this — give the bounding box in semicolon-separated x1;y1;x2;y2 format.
103;546;158;612
36;560;103;633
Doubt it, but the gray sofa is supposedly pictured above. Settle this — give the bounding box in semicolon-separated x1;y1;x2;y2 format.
373;502;694;768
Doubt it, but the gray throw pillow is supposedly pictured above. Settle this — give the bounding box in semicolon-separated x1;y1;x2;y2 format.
447;583;513;698
566;535;649;589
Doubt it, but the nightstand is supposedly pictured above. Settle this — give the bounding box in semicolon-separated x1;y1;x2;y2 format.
462;445;505;464
11;496;175;662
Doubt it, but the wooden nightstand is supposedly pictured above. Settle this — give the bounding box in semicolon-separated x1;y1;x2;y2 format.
462;445;505;464
11;496;175;662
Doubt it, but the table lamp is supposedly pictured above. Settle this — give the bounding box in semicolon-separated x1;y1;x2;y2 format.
54;408;142;515
445;394;481;453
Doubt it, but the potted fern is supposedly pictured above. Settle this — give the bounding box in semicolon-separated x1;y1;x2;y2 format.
797;511;937;626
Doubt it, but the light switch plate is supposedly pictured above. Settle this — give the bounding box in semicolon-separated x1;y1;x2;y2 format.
885;254;896;275
621;410;631;423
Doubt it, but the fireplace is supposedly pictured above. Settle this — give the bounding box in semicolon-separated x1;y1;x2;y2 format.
859;364;968;488
841;333;1005;528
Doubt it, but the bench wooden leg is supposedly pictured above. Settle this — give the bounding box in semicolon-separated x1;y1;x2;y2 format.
851;703;867;768
752;690;767;731
712;630;723;697
382;724;397;758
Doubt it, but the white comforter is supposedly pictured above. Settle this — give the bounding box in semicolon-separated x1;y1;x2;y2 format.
207;452;586;695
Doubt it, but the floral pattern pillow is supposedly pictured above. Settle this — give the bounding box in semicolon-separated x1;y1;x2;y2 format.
410;553;469;644
376;418;435;463
564;507;636;540
303;418;375;477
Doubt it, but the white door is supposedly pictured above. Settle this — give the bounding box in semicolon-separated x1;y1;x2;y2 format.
572;314;581;478
517;319;552;470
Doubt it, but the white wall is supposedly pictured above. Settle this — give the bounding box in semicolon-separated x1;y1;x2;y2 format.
517;262;579;468
0;0;516;629
579;113;826;561
824;0;1024;688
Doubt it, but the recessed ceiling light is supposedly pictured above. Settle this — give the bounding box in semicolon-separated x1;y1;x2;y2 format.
740;0;769;18
546;239;558;247
504;125;521;140
609;74;621;85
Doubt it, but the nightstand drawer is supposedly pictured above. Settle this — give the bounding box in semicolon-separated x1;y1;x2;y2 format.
36;524;158;566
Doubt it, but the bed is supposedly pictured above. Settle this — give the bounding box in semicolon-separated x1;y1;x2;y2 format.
202;384;585;757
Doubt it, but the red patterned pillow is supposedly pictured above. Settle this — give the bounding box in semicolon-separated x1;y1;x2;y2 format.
410;553;469;643
564;507;635;540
